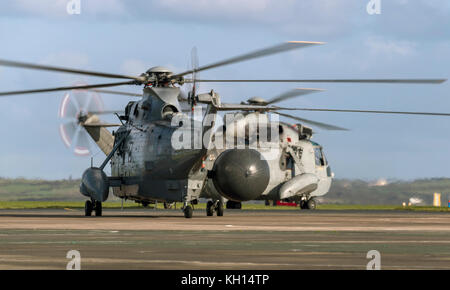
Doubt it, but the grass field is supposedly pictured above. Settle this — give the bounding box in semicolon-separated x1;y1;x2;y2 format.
0;201;449;212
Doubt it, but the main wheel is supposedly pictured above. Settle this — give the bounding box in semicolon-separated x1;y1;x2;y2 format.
206;201;214;216
95;201;102;216
184;205;193;218
216;201;224;217
306;198;316;210
84;200;93;216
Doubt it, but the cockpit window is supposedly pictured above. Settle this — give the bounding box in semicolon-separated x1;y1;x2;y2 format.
125;101;135;117
314;147;326;167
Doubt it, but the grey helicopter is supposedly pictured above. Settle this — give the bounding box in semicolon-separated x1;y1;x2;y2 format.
0;41;447;218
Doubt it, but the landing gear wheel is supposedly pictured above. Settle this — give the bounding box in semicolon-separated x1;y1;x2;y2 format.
306;198;316;210
95;201;102;216
206;201;214;216
184;205;193;218
216;201;224;217
299;200;306;209
84;200;93;216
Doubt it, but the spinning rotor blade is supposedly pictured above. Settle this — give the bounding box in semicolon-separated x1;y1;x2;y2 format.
172;41;323;78
279;107;450;117
0;81;136;96
208;102;450;118
191;46;199;93
187;79;447;84
58;89;107;156
0;59;142;81
90;89;141;97
89;110;124;115
59;121;78;147
213;103;269;111
73;128;91;156
266;88;325;105
59;94;79;120
275;112;349;131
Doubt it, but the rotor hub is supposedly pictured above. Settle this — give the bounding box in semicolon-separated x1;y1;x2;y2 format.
247;97;268;106
143;66;185;86
76;110;89;124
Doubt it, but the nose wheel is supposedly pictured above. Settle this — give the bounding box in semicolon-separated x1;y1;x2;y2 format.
184;204;193;218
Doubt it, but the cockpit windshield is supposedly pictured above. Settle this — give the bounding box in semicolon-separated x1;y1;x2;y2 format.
314;146;326;167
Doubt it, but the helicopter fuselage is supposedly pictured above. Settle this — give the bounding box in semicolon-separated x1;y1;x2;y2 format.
80;87;332;213
201;118;332;204
107;87;208;204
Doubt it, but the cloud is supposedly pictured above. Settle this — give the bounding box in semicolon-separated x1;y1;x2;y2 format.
2;0;450;41
36;51;90;84
365;37;416;57
121;59;147;76
41;51;89;68
0;1;360;37
157;0;273;18
3;0;126;18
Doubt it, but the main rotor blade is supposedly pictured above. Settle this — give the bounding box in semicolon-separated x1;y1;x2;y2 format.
275;112;349;131
266;88;325;105
172;41;324;78
0;59;143;81
212;102;450;118
0;81;136;97
89;110;124;115
278;107;450;116
188;79;447;84
90;89;141;97
213;103;269;111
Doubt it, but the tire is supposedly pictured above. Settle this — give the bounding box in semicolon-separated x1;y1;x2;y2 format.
184;205;193;218
206;201;214;216
84;200;93;216
306;198;316;210
299;200;306;209
95;201;102;216
216;201;224;217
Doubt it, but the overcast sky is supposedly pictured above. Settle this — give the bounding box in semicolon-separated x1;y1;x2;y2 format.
0;0;449;180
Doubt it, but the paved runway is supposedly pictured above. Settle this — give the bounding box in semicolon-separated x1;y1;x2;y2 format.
0;208;449;269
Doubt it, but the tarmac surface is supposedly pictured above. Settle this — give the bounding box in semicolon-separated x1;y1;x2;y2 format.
0;208;449;269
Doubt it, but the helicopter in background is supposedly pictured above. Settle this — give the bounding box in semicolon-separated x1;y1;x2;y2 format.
0;41;447;218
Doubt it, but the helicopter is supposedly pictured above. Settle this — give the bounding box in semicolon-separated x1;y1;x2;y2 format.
0;41;447;218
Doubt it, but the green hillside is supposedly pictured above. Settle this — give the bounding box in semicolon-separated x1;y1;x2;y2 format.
0;177;449;206
323;178;450;205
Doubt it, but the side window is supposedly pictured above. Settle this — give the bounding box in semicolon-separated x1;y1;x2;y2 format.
314;147;325;167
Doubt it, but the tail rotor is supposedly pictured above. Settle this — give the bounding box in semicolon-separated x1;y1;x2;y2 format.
58;87;104;156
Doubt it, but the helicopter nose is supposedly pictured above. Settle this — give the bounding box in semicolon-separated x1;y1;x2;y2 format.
212;149;270;201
